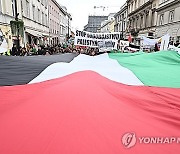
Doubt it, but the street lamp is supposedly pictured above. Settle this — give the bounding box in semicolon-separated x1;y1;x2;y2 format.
14;0;20;49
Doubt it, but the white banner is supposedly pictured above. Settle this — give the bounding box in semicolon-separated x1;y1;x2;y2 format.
0;29;8;53
141;34;170;51
160;34;170;51
141;36;159;47
74;30;121;50
118;40;129;51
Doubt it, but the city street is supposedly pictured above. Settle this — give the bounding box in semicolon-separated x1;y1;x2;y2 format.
0;0;180;154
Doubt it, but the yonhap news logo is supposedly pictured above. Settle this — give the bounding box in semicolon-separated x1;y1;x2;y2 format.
122;132;180;149
122;132;137;148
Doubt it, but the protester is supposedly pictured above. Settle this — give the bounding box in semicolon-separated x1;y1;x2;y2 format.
5;39;164;57
11;44;17;56
154;43;160;51
21;47;27;56
174;41;180;47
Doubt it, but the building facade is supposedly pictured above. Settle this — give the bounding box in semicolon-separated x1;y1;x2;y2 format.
100;20;111;33
48;4;72;45
59;6;67;43
155;0;180;44
127;0;158;45
84;16;108;33
66;13;72;38
61;6;72;39
114;3;128;39
0;0;72;49
21;0;49;45
0;0;23;49
100;13;115;33
49;0;60;45
109;20;115;33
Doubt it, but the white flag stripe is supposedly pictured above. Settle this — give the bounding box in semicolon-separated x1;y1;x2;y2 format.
29;54;143;85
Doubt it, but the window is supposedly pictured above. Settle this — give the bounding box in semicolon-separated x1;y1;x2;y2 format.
145;13;148;28
52;20;54;33
169;10;174;23
32;5;35;21
38;9;40;23
0;0;2;13
45;14;47;26
60;26;62;35
118;16;120;22
159;14;164;25
122;14;124;19
41;0;44;6
12;0;15;16
123;21;126;31
26;0;30;18
42;12;44;25
50;19;52;30
140;16;143;28
21;0;24;14
35;8;38;21
135;0;137;9
45;0;47;8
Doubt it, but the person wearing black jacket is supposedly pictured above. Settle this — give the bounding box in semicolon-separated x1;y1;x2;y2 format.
11;44;17;56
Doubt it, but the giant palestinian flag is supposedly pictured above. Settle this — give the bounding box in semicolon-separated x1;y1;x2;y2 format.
0;51;180;154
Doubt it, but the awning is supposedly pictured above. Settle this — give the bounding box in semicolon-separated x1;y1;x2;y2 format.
26;29;42;37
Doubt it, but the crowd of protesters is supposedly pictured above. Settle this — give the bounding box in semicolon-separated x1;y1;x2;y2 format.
7;43;102;56
2;39;179;56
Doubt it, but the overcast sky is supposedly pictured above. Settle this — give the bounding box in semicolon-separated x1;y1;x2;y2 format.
57;0;127;31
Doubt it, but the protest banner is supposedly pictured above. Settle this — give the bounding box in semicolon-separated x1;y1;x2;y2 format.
74;30;121;51
118;40;129;51
141;34;170;51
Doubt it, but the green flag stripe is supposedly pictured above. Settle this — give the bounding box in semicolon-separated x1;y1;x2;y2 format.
109;51;180;88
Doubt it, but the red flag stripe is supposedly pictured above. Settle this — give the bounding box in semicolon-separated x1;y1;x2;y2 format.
0;71;180;154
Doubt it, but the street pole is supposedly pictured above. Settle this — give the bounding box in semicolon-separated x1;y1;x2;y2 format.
68;16;69;38
14;0;20;49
